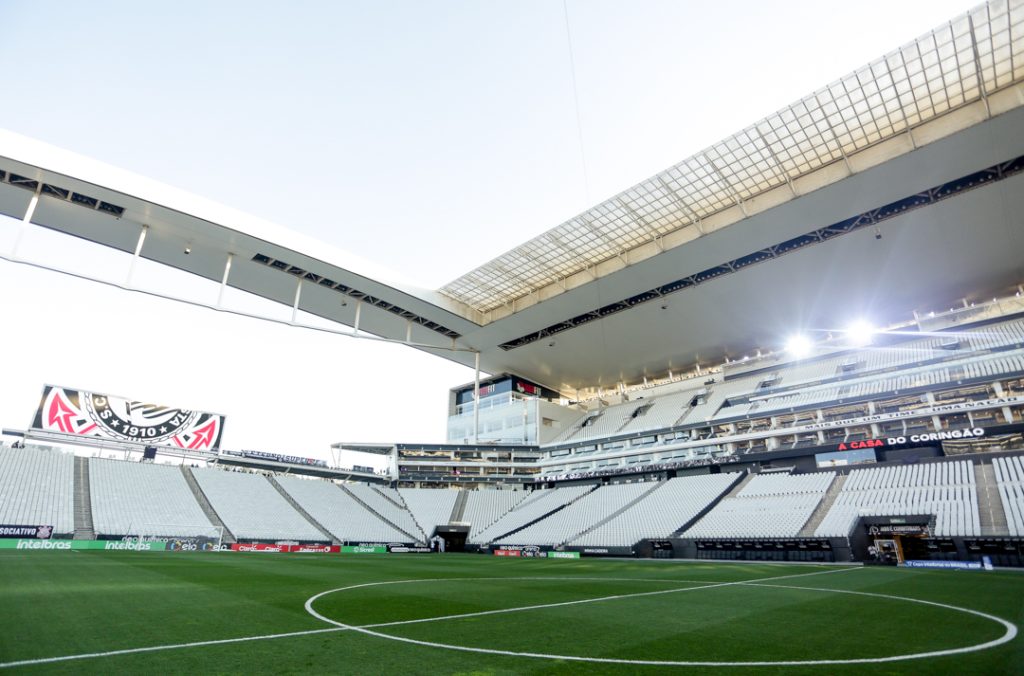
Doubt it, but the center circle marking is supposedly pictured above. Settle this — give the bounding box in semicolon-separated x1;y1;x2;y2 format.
303;575;1017;667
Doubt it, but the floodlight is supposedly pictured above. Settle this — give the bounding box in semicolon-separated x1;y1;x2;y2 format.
845;319;876;346
785;334;812;358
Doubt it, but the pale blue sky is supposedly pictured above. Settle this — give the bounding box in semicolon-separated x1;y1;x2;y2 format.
0;1;977;460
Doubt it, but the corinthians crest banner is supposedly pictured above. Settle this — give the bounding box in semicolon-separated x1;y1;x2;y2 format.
32;385;224;451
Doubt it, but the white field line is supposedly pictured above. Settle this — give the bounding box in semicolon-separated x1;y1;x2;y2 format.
0;627;346;669
356;568;856;630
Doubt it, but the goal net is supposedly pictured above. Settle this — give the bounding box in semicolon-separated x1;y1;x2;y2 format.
123;522;225;550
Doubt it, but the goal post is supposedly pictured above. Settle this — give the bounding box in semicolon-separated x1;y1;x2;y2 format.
124;522;225;550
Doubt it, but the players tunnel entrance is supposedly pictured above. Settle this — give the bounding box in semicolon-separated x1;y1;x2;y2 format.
435;525;469;552
854;515;933;565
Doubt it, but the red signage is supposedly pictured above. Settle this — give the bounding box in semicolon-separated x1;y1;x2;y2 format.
493;549;521;557
836;439;886;451
230;543;340;553
231;543;286;552
290;545;340;553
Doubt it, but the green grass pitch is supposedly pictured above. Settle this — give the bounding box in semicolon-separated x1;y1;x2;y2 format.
0;551;1022;674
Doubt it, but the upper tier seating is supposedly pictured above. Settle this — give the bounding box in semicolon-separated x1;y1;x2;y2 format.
814;461;980;537
544;318;1024;445
684;472;834;539
553;403;640;443
470;485;592;543
737;472;833;497
733;352;1024;421
275;475;410;543
191;468;324;542
496;482;653;546
993;456;1024;537
399;487;459;535
0;445;74;536
570;473;739;547
463;490;527;539
89;459;214;538
616;390;700;435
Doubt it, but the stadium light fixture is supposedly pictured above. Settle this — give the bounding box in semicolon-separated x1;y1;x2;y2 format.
845;319;876;346
785;334;812;358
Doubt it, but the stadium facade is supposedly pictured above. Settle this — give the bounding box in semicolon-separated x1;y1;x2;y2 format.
2;0;1024;566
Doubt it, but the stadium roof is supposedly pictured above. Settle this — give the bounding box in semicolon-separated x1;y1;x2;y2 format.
441;0;1024;319
1;0;1023;396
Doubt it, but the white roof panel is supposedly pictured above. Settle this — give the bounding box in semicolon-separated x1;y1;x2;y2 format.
441;0;1024;315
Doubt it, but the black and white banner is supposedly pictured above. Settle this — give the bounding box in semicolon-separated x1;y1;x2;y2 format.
0;525;53;539
32;385;225;451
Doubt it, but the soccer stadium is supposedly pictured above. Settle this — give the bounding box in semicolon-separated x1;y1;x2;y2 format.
2;1;1024;673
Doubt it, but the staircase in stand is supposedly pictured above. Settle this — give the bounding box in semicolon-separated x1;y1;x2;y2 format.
371;486;406;510
559;481;664;547
449;490;469;523
672;471;748;537
489;485;599;543
798;474;847;537
976;462;1009;536
180;466;236;544
268;477;339;544
390;488;429;540
338;484;421;543
72;456;95;540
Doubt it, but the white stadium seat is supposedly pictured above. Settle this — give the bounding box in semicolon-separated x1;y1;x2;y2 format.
89;458;214;538
191;468;325;542
0;445;75;536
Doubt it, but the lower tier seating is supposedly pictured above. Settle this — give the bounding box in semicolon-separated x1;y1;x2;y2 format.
90;458;214;538
570;473;738;547
814;461;979;537
0;445;75;536
191;468;325;542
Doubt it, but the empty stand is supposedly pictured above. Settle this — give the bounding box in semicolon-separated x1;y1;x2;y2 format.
190;468;326;542
993;456;1024;537
89;458;215;538
496;482;654;546
684;472;834;539
570;473;739;547
268;476;339;544
275;475;411;543
616;390;696;435
343;483;424;540
180;465;235;542
462;489;526;539
0;445;75;536
470;485;593;543
814;460;980;538
399;488;459;536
